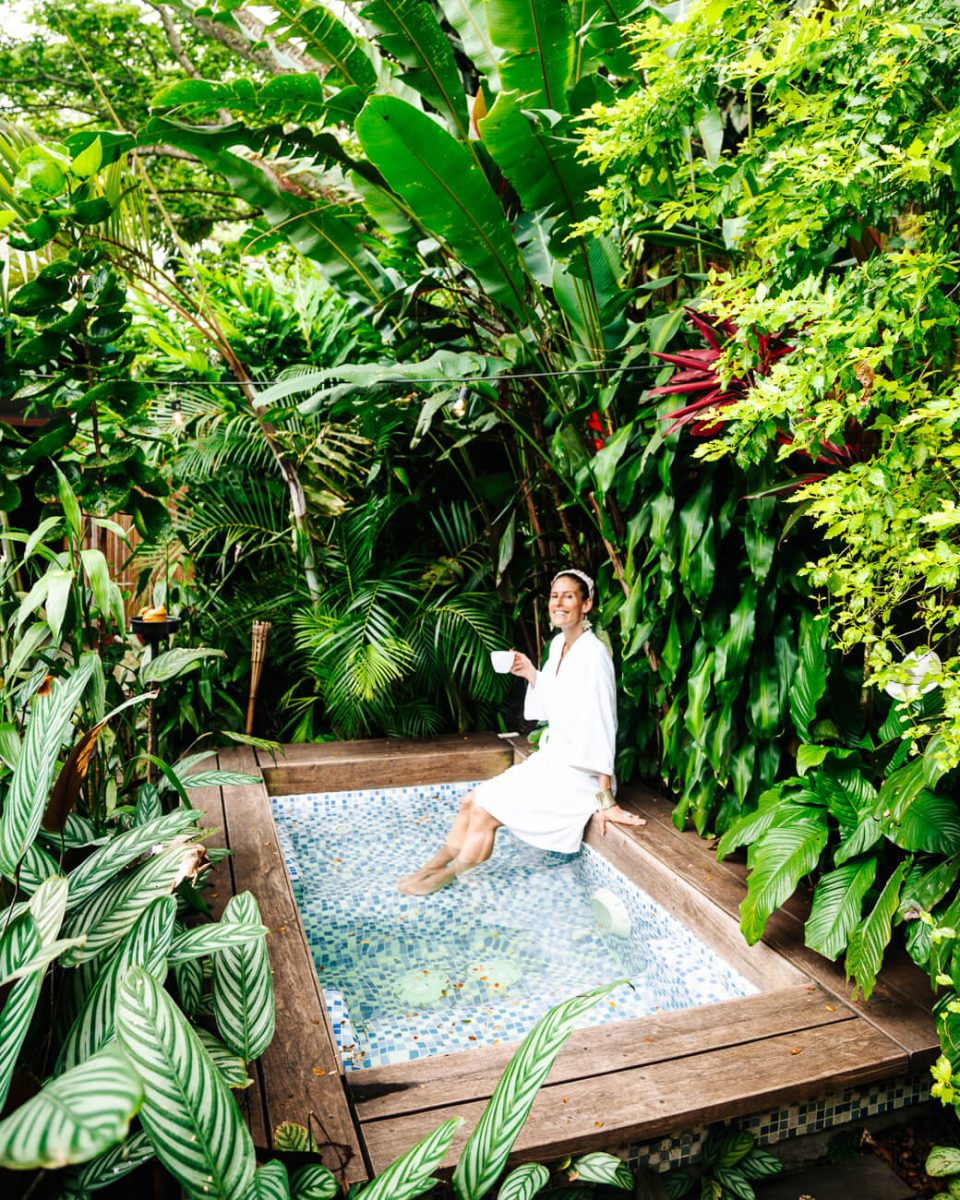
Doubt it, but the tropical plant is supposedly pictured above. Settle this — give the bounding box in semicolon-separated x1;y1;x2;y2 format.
0;504;275;1196
577;0;960;1107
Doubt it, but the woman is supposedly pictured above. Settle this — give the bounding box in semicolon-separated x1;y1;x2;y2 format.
398;569;645;895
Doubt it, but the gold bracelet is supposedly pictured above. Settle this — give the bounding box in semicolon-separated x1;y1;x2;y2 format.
595;787;616;810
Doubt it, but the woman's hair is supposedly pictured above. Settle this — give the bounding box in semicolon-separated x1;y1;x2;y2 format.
551;569;594;602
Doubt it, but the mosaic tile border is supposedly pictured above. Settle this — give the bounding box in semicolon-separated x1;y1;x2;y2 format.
616;1073;932;1171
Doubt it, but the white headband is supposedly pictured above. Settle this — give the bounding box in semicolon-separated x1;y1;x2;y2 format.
551;568;595;600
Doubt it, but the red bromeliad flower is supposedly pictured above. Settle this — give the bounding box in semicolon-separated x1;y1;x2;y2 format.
587;410;605;450
651;307;795;436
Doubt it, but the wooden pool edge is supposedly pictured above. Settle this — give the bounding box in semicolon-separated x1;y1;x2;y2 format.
188;737;939;1182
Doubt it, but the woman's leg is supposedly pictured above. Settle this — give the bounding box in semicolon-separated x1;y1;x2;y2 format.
399;804;502;895
397;791;476;890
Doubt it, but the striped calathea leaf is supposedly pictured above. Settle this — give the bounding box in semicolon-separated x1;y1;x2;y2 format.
0;1045;143;1170
249;1159;292;1200
211;891;275;1060
64;808;202;911
62;838;207;965
452;980;627;1200
354;1117;463;1200
0;656;96;879
56;896;177;1074
115;966;256;1200
59;1128;155;1193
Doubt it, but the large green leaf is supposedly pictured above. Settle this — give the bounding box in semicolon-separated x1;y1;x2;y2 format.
479;91;597;246
804;859;877;960
746;649;781;738
0;1045;142;1170
141;647;226;685
845;862;909;1000
356;96;528;314
116;967;256;1200
162;135;391;304
740;814;829;944
355;1118;462;1200
486;0;574;110
436;0;500;78
0;657;96;877
789;612;828;740
361;0;469;136
716;798;814;859
270;0;379;92
57;896;177;1074
874;759;927;824
453;980;624;1200
714;582;757;690
884;791;960;854
211;892;275;1061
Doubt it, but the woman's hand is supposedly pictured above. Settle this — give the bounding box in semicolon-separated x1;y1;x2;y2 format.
596;804;647;837
510;651;538;686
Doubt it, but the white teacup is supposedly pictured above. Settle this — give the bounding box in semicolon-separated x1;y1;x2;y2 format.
490;650;514;673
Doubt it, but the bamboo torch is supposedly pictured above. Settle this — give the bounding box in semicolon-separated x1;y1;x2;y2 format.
245;621;272;735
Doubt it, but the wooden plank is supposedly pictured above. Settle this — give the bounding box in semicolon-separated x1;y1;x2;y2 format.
218;747;367;1184
350;984;853;1121
359;1018;907;1174
260;735;513;795
616;788;938;1067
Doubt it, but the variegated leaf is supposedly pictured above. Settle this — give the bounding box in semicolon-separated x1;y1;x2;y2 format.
570;1152;632;1190
291;1163;339;1200
0;658;96;877
196;1027;252;1089
168;921;270;964
62;842;202;964
57;896;176;1074
27;875;69;945
174;956;204;1019
65;810;201;911
497;1162;550;1200
355;1118;462;1200
452;980;625;1200
0;1045;142;1169
0;973;44;1111
212;892;275;1060
62;1129;155;1193
248;1160;291;1200
116;967;256;1200
0;935;87;986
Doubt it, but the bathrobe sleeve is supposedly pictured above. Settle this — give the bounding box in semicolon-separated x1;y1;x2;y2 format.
523;635;560;721
558;636;617;776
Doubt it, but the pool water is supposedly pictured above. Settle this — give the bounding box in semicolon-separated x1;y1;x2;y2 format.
271;780;757;1071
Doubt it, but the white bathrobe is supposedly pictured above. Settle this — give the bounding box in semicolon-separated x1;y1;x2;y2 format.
473;631;617;853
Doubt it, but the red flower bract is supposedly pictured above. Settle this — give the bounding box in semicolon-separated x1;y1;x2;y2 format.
652;307;794;436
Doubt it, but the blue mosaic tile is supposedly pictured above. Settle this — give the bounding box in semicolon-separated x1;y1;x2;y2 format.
271;781;757;1071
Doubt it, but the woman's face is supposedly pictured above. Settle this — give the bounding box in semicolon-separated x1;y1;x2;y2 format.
548;575;592;630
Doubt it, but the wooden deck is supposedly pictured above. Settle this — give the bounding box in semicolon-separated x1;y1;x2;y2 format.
188;737;938;1183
